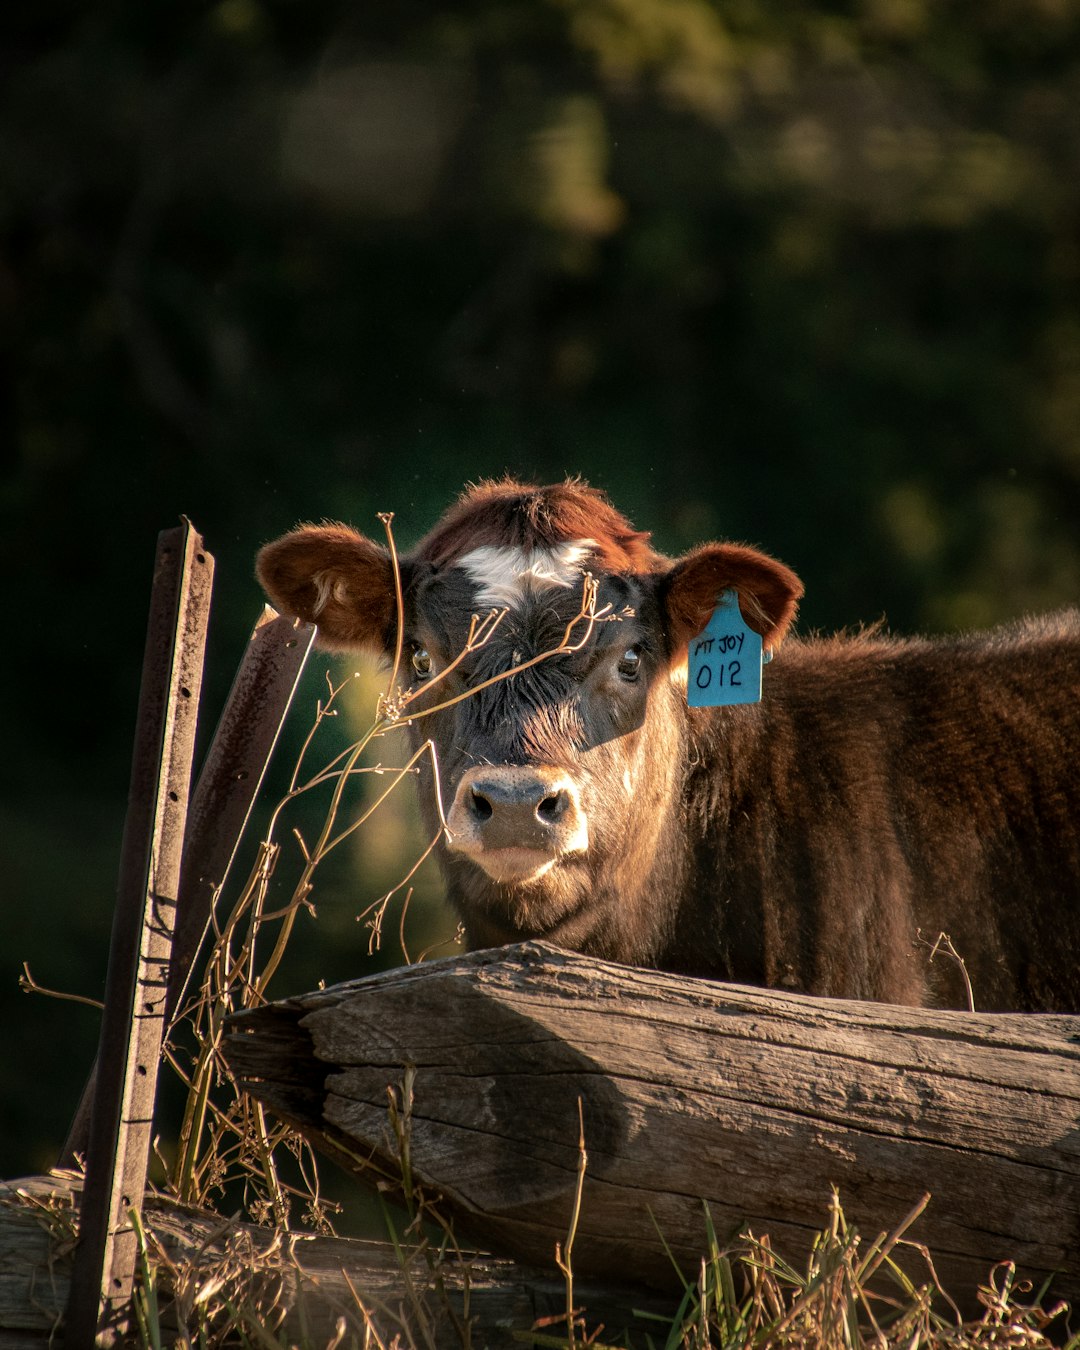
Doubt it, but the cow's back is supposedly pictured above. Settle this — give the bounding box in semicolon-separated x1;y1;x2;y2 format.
704;610;1080;1011
888;608;1080;1010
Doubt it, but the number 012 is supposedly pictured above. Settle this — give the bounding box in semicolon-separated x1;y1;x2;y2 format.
695;660;742;691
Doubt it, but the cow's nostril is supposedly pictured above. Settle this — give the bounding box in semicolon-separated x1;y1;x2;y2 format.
537;791;568;824
469;790;493;822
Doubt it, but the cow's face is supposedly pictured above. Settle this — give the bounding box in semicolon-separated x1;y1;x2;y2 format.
398;547;678;942
257;481;802;950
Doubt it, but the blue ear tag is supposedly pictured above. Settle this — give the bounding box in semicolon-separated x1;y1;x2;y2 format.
687;589;766;708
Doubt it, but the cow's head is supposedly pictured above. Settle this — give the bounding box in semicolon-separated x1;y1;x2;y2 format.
257;480;802;960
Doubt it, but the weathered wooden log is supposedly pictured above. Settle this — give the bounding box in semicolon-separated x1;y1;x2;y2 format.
0;1174;676;1346
224;942;1080;1308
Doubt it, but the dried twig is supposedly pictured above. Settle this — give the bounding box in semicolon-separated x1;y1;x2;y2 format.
918;930;976;1012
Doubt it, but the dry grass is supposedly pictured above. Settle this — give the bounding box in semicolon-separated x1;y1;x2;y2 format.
642;1193;1074;1350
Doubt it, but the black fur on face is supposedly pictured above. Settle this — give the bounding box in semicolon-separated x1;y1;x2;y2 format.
400;565;690;962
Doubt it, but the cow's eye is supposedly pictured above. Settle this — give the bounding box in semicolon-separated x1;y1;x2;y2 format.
411;647;433;679
617;646;642;681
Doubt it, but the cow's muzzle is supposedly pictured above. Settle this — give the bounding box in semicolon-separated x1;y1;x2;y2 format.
445;766;588;883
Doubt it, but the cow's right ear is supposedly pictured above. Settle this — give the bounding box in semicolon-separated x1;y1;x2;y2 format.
660;541;804;657
256;524;397;652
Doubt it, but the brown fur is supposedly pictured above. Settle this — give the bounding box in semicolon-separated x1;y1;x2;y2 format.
256;524;395;649
256;481;1080;1012
414;477;663;575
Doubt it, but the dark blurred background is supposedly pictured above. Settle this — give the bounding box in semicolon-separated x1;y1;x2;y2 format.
3;0;1080;1178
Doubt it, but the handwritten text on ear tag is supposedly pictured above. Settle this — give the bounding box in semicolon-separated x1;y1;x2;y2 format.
687;589;765;707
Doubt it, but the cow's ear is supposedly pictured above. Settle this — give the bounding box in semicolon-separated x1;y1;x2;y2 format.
661;542;804;655
256;524;397;652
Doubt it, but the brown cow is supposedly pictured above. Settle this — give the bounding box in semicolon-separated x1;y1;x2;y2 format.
258;478;1080;1011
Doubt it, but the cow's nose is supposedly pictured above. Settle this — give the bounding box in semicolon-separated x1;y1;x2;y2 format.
464;776;571;844
447;766;588;863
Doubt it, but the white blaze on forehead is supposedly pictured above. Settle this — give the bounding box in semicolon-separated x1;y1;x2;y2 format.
457;539;597;610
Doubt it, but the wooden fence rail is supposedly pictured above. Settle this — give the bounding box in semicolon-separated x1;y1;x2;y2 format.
0;1173;678;1348
224;941;1080;1311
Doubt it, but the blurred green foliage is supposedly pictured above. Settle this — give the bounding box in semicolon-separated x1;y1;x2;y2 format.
3;0;1079;1173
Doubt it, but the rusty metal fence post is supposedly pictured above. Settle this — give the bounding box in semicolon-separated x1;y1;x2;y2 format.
62;522;316;1347
164;605;317;1024
64;520;213;1347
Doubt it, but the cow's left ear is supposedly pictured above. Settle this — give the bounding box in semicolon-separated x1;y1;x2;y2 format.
660;542;804;655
